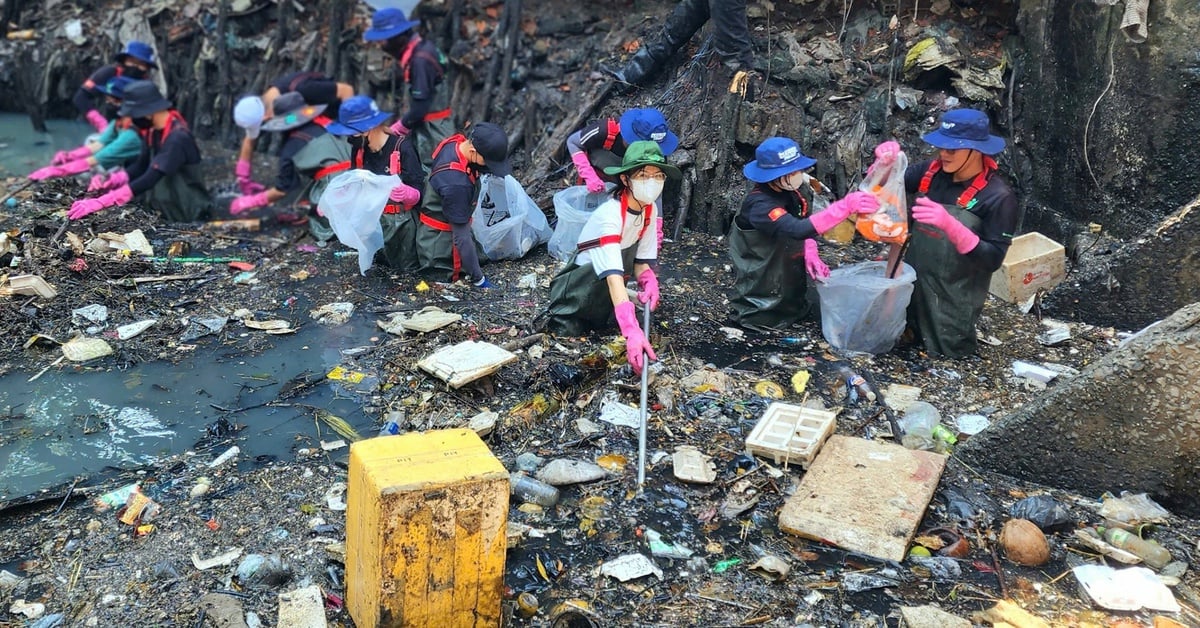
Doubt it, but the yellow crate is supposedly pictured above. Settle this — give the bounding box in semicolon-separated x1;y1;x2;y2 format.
988;232;1066;304
347;429;509;627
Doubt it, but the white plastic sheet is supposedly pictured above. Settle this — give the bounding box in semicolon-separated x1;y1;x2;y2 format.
317;169;398;275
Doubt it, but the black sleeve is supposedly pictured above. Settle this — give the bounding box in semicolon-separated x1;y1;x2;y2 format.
74;65;117;114
275;136;306;192
964;180;1021;273
399;137;426;197
129;166;165;196
431;170;476;225
125;146;151;182
570;119;612;154
743;190;818;241
400;57;437;129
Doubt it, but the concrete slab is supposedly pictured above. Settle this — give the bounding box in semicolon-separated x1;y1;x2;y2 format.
778;435;946;562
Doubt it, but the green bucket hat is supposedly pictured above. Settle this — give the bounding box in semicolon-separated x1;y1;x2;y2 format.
602;140;682;180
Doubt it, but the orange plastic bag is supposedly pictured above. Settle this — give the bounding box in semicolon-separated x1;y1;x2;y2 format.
855;152;909;244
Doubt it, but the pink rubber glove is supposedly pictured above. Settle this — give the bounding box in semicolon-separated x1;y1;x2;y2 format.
809;191;880;234
911;196;980;254
871;140;901;171
29;165;67;181
614;301;656;374
389;119;410;136
68;184;133;220
230;190;272;215
389;183;421;209
85;109;108;132
52;145;93;166
570;152;605;193
235;159;265;196
87;169;129;194
636;267;660;311
803;238;829;281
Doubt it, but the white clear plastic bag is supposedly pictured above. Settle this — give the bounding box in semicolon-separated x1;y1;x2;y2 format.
472;174;553;261
815;260;917;355
856;151;909;244
317;169;398;275
548;185;612;261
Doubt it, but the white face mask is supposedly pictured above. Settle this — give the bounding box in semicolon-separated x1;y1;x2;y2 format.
779;171;809;191
630;179;665;204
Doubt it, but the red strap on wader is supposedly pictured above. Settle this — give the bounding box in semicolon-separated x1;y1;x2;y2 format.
918;156;998;209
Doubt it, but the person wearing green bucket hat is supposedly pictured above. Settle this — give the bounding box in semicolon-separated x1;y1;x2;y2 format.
540;141;681;374
868;108;1020;357
728;137;880;330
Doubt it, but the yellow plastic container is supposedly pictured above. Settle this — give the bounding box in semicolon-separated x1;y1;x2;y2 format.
347;429;509;627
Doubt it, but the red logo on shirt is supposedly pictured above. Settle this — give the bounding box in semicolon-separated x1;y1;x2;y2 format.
768;207;787;222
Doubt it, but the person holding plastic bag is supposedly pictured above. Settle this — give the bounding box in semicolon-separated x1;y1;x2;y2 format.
68;81;213;223
227;92;351;227
415;122;510;287
539;141;679;374
869;108;1020;358
728;137;880;330
567;107;679;246
323;95;425;271
28;77;142;182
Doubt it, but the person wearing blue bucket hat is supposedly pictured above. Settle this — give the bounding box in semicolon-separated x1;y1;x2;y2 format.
566;107;680;248
29;77;143;183
68;80;213;223
868;108;1020;357
364;7;453;170
73;40;158;133
728;137;880;329
539;141;682;374
319;95;426;271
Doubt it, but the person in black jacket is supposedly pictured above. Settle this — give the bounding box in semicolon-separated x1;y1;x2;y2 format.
72;41;157;132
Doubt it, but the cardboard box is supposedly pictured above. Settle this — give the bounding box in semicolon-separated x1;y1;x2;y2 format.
347;429;509;627
988;232;1065;303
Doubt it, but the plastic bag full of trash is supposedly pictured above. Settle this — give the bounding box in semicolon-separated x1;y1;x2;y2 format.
317;169;399;275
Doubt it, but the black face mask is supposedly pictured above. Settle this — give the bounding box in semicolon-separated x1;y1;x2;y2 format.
132;117;154;130
122;64;147;80
103;103;120;119
348;135;368;149
382;34;411;58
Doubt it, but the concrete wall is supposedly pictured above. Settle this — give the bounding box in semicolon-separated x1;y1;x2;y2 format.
958;303;1200;517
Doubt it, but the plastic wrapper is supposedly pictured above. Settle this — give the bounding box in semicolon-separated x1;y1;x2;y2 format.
856;151;909;244
1010;494;1074;530
472;174;553;261
317;169;397;275
815;260;916;355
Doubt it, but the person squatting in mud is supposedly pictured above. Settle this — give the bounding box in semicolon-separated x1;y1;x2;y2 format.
539;141;681;374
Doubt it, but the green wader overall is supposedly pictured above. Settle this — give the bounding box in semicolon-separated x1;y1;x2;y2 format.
373;136;419;273
403;44;455;170
727;188;813;329
141;112;213;222
290;130;352;244
415;134;476;281
905;200;987;358
544;197;652;336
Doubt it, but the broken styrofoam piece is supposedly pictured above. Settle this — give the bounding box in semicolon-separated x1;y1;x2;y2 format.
376;306;462;335
416;340;518;388
1072;565;1180;612
191;548;243;570
324;482;347;511
5;275;58;299
744;402;836;468
1011;360;1058;383
883;383;922;412
672;445;717;484
276;584;328;628
1036;320;1072;346
599;554;663;582
468;410;498;437
535;459;607;486
116;319;158;340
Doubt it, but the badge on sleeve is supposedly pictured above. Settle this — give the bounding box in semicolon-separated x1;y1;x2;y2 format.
768;207;787;222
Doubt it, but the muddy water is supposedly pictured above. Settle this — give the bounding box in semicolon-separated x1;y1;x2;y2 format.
0;113;93;177
0;312;384;502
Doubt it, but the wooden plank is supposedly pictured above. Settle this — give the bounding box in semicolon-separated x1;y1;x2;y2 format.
778;435;946;562
417;341;518;389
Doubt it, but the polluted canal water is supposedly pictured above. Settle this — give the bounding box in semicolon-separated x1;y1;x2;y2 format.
0;113;93;177
0;307;382;502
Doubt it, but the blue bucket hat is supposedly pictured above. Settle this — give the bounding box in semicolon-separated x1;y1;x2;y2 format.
743;137;816;183
363;8;420;41
619;108;679;156
98;76;135;100
325;96;392;135
114;41;157;68
921;108;1006;155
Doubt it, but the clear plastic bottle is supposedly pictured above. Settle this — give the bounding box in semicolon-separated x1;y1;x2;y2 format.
1103;527;1172;569
510;472;560;507
838;367;876;403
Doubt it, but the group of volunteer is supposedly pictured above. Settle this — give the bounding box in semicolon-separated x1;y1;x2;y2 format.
28;5;1020;372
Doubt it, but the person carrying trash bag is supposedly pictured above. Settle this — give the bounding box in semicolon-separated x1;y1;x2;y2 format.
69;80;213;223
415;122;509;287
869;108;1020;358
227;92;351;227
72;41;157;133
364;7;454;169
728;137;881;330
539;141;679;374
28;77;142;183
323;95;426;271
232;72;355;199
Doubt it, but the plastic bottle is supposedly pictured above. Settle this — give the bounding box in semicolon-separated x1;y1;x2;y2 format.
1102;527;1172;569
838;367;877;403
510;472;560;507
898;401;940;451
